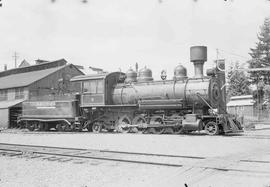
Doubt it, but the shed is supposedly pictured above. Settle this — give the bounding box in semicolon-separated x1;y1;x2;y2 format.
0;99;24;129
227;95;256;120
0;59;84;128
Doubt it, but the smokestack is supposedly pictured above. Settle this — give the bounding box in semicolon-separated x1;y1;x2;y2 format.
4;64;7;71
190;46;207;78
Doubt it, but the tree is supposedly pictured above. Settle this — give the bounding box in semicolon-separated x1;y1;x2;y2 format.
227;62;251;100
248;17;270;85
263;85;270;110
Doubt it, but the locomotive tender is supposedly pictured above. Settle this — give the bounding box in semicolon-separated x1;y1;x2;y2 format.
18;46;242;135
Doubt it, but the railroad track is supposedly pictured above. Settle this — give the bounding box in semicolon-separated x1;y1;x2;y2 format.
0;143;270;176
4;129;270;140
0;143;205;167
223;134;270;140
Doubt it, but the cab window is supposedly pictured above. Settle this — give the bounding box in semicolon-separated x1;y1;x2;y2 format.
83;79;104;94
96;80;104;93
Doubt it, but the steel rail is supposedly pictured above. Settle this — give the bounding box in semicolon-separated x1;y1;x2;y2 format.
0;144;185;168
224;134;270;140
1;143;270;174
0;142;206;159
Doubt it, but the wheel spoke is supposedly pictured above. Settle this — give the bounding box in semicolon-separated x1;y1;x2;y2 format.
205;121;219;135
163;127;174;134
148;127;156;134
92;122;102;133
27;122;36;131
132;115;147;133
117;115;131;133
150;116;164;135
174;125;184;134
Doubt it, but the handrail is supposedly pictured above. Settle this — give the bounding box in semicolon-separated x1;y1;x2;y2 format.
196;92;216;114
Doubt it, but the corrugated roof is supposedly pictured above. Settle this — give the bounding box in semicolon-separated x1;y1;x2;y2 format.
227;99;255;107
0;65;65;89
0;99;25;109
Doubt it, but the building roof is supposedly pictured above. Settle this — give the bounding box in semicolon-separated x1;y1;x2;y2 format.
18;60;31;68
230;95;253;100
0;59;67;78
227;95;255;107
70;72;125;82
0;65;67;90
0;99;25;109
227;97;255;107
71;73;108;81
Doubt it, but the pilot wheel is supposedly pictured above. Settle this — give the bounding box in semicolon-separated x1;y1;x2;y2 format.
92;121;103;133
204;121;219;135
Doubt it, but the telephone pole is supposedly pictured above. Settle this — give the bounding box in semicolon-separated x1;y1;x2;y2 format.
216;48;219;61
12;52;19;68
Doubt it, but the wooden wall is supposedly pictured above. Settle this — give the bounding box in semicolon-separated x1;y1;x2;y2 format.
28;64;83;99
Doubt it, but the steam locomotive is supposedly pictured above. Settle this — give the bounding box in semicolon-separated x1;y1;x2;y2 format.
18;46;242;135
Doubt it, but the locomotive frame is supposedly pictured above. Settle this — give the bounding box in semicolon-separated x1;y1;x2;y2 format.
18;46;243;135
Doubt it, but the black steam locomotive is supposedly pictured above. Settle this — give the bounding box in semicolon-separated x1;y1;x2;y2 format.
18;46;242;135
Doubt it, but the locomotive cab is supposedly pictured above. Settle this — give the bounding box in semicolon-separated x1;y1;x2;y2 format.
70;72;127;132
70;72;125;107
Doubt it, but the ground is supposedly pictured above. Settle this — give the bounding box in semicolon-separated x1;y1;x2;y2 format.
0;129;270;187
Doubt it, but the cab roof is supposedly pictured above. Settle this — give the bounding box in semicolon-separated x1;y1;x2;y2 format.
70;72;125;82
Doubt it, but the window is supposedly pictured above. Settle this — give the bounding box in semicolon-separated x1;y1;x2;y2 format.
83;81;96;93
83;79;104;94
96;80;104;94
0;90;7;101
15;87;24;99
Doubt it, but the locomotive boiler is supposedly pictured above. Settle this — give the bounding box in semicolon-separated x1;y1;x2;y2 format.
112;46;221;114
18;46;242;135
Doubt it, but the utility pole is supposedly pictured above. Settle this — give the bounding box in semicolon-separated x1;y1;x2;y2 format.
12;52;19;68
216;48;219;61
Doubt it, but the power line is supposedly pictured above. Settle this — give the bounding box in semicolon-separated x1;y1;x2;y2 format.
217;49;250;60
208;46;250;60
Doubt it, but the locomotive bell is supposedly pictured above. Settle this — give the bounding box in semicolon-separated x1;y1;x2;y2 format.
125;68;137;83
173;64;187;81
137;66;153;82
190;46;207;78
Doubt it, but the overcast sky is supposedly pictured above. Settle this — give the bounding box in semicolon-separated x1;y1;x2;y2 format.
0;0;270;79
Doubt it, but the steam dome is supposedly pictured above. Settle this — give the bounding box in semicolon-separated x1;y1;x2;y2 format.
174;64;187;80
137;67;153;82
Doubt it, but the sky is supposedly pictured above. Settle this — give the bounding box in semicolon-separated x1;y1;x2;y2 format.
0;0;270;79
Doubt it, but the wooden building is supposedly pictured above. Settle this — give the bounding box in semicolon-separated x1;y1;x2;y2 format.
0;59;83;129
227;95;256;123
